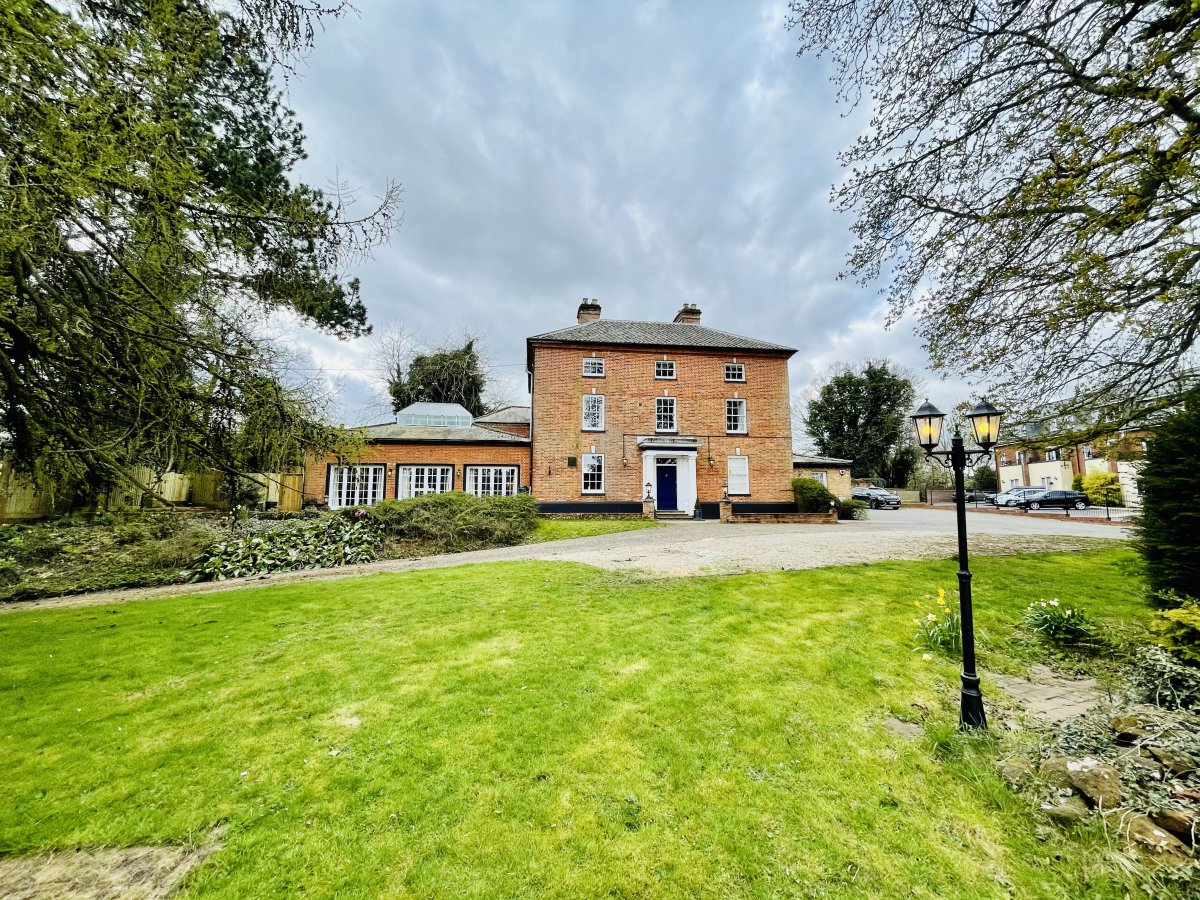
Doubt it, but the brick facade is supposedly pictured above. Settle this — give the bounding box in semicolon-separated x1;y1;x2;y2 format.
302;442;531;504
793;464;853;501
529;342;795;506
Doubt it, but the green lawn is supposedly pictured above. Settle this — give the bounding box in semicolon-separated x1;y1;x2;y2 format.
0;548;1160;897
528;516;661;543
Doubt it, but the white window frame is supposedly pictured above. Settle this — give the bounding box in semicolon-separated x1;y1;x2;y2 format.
726;398;747;434
655;396;677;433
724;362;745;382
328;464;386;508
581;453;604;494
582;358;605;377
396;465;453;499
582;394;605;431
727;456;749;495
464;465;519;496
654;360;676;380
808;471;827;486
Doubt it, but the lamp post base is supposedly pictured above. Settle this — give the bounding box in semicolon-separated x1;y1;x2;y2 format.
960;672;987;730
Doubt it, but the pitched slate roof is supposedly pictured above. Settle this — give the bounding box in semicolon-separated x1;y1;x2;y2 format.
475;405;532;424
359;422;528;444
528;320;796;354
793;454;854;466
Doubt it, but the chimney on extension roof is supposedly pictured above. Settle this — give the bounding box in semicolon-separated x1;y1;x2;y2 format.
577;298;601;324
673;303;701;325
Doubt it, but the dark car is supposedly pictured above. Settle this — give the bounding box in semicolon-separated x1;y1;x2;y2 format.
963;489;997;503
852;486;901;509
1019;489;1091;510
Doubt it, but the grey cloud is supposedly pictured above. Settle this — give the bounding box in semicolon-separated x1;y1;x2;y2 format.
280;1;961;424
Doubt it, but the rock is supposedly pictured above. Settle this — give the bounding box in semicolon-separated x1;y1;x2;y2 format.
1113;812;1191;861
1038;756;1075;790
883;717;922;739
1149;746;1198;776
1042;794;1090;824
1151;808;1198;846
1110;713;1153;743
998;757;1033;788
1067;758;1124;809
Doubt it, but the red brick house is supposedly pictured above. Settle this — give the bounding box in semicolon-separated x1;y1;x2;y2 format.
303;301;798;515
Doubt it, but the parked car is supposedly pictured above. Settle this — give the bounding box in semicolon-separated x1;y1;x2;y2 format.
852;486;901;509
963;489;997;503
992;487;1044;507
1018;490;1091;510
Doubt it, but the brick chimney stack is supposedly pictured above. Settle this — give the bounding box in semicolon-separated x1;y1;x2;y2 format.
577;299;601;324
673;303;701;325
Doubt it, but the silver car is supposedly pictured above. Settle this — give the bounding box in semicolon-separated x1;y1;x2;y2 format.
993;487;1044;507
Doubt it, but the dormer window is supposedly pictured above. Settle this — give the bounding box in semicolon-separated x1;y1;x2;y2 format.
655;360;676;380
582;358;605;377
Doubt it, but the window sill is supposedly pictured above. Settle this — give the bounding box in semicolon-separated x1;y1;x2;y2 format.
582;428;606;432
581;491;606;495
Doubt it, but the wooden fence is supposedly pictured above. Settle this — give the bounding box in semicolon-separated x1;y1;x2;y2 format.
0;464;304;521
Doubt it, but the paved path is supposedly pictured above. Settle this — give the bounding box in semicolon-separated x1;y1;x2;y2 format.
992;664;1104;724
3;508;1127;614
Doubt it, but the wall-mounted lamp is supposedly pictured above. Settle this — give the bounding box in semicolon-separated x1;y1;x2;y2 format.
707;455;714;467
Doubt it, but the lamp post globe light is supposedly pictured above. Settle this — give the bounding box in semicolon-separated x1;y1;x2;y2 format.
910;398;1004;730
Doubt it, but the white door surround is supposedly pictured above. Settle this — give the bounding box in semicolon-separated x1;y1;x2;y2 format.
641;448;697;512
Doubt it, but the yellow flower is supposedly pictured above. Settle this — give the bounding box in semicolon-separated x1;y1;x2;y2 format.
926;613;937;621
937;588;946;600
936;597;945;606
912;618;921;624
914;600;921;607
922;653;933;662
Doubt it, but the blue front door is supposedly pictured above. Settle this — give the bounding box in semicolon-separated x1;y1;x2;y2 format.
656;461;678;510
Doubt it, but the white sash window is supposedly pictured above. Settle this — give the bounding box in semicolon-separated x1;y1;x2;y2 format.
727;456;750;495
655;397;676;433
582;394;605;431
726;399;747;434
397;465;453;499
465;465;519;496
582;454;604;493
328;464;386;508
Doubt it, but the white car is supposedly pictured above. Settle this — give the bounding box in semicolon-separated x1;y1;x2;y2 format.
993;487;1044;507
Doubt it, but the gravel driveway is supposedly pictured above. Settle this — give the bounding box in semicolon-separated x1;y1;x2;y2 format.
3;508;1127;614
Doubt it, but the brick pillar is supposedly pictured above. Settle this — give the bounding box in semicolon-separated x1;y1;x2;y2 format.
719;497;732;522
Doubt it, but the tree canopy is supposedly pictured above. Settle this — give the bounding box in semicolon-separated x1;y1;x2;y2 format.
0;1;399;498
787;0;1200;434
802;359;919;485
388;341;488;418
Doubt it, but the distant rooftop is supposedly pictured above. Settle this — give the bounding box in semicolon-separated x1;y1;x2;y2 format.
475;405;531;425
395;402;474;428
793;454;854;467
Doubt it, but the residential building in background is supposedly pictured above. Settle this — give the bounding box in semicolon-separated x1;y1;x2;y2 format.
993;430;1149;507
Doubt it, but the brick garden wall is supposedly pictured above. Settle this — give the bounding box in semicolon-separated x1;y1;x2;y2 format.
530;342;795;505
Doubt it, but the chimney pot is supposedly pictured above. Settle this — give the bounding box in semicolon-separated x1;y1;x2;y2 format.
577;299;602;324
673;303;702;325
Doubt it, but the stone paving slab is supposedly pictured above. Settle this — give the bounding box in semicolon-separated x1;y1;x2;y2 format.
991;664;1103;724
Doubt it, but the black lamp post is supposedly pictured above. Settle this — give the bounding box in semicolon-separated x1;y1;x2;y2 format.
910;398;1003;730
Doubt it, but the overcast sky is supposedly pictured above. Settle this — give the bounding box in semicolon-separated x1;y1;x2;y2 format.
279;0;972;434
